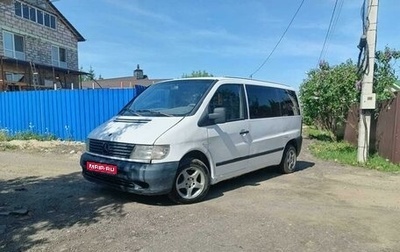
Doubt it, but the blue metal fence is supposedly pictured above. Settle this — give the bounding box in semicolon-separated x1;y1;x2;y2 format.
0;87;146;141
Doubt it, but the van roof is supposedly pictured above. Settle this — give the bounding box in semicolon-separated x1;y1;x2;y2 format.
166;76;294;91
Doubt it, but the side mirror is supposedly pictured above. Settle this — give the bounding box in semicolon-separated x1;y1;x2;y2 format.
209;107;226;124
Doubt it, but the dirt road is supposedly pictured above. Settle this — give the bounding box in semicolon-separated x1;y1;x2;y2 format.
0;139;399;252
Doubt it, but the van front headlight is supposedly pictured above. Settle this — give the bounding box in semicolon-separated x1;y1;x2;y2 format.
130;145;170;161
85;138;90;151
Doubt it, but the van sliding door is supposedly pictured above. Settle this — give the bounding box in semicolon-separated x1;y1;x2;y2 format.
246;85;285;170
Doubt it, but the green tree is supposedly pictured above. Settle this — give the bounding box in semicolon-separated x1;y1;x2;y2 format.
300;47;400;140
182;70;214;78
374;47;400;102
299;60;358;140
80;66;97;81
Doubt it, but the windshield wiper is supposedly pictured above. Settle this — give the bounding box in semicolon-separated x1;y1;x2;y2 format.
121;108;142;116
136;109;173;117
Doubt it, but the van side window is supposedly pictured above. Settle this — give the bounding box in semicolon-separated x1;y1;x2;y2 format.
287;90;300;116
246;85;281;118
277;89;300;116
209;84;246;122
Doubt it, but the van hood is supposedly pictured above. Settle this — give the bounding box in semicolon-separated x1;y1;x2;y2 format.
87;116;183;144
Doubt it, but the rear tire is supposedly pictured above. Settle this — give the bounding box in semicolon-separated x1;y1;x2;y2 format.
168;158;210;204
279;145;297;174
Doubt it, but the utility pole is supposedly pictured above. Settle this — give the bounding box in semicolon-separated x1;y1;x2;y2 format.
357;0;379;163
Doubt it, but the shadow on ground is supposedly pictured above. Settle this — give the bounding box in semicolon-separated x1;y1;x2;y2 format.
0;173;134;251
206;160;315;201
0;161;314;251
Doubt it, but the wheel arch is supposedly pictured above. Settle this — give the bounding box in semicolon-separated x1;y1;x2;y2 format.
180;150;210;172
285;138;301;156
169;150;211;204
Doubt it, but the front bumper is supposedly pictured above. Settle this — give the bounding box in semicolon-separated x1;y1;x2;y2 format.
80;152;179;195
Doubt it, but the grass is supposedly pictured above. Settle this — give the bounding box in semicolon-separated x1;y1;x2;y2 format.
305;126;400;173
8;131;57;141
0;142;19;151
0;129;57;151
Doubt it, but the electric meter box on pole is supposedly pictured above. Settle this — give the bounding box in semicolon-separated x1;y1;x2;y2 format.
360;93;376;110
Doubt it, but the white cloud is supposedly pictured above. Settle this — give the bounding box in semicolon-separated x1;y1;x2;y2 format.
103;0;177;25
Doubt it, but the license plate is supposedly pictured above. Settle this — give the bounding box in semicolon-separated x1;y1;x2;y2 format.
86;162;117;175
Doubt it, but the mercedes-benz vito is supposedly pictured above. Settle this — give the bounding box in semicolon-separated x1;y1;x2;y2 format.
80;77;302;204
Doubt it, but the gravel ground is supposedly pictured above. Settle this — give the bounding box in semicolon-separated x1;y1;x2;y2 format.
0;139;399;252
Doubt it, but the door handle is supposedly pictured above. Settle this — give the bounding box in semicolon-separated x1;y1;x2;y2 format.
240;130;249;135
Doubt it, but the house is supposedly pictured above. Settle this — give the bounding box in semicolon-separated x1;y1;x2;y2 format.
81;65;168;89
0;0;85;91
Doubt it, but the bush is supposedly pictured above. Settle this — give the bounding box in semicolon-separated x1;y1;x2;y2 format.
299;60;358;140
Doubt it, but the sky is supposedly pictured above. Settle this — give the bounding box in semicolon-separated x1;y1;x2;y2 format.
54;0;400;89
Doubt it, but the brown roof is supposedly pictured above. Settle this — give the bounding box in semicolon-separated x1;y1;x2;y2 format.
81;77;168;89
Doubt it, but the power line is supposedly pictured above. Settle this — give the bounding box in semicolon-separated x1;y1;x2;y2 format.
249;0;306;78
318;0;339;63
357;0;370;76
361;0;367;30
317;0;344;63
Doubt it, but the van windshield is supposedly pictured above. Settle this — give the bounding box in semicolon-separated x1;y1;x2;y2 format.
120;79;215;117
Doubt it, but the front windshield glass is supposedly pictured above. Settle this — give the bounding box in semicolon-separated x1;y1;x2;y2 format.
120;79;215;117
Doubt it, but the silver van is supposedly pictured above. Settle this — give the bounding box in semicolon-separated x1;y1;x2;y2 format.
80;77;302;203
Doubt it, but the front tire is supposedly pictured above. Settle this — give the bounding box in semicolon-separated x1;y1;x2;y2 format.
168;158;210;204
280;145;297;174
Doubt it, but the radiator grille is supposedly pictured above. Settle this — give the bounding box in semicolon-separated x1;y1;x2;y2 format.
89;139;135;159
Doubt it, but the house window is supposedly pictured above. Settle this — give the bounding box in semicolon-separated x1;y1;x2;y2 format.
50;15;56;29
14;1;56;29
22;3;29;19
3;31;25;60
44;13;50;26
37;10;43;25
29;7;36;22
52;46;67;68
14;1;22;16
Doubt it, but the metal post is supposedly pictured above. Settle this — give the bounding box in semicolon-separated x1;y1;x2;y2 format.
357;0;379;163
0;56;4;91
